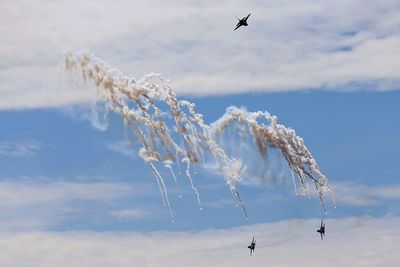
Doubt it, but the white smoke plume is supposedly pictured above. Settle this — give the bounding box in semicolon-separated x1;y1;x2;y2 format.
64;51;334;220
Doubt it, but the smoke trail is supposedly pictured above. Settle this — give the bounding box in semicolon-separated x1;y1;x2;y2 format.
64;51;334;218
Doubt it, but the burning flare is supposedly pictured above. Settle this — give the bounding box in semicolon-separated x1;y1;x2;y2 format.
64;51;334;220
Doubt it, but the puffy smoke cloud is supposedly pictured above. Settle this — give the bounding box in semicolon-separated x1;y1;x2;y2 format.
64;51;334;220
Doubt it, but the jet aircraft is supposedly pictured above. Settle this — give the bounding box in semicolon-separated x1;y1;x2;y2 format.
317;220;325;240
234;14;251;30
248;236;256;255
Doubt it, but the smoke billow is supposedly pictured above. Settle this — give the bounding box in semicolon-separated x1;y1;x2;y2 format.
64;51;334;220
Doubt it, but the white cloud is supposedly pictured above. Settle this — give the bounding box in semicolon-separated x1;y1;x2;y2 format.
334;182;400;207
104;141;138;159
111;209;150;220
0;140;43;157
0;180;139;207
0;216;398;266
1;0;400;110
0;178;151;230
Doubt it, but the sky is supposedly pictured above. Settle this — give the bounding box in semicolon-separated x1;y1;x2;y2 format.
1;0;400;266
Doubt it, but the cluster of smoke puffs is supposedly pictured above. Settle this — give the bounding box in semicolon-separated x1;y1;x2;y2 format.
64;51;333;220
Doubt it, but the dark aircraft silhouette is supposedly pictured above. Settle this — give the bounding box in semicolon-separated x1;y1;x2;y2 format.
248;236;256;255
234;14;251;30
317;220;325;240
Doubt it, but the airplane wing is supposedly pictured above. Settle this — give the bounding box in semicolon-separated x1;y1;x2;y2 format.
234;23;241;30
252;236;255;243
244;14;251;21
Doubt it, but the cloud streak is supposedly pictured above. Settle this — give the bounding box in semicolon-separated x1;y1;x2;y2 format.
1;0;400;110
104;141;138;159
0;178;152;230
111;209;150;220
334;182;400;207
0;140;43;157
0;216;398;266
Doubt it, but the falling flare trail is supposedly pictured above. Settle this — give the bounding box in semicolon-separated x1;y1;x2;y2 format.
64;51;334;218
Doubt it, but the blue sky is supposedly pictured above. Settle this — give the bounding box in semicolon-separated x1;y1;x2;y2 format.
1;90;399;232
1;0;400;266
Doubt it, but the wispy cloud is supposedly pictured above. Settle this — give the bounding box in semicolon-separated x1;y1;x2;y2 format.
0;216;398;266
0;178;152;230
111;209;150;220
0;180;140;207
334;182;400;207
0;140;43;157
104;141;138;159
1;0;400;110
